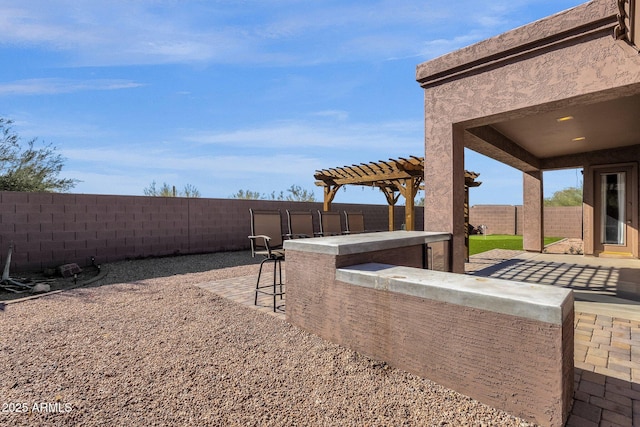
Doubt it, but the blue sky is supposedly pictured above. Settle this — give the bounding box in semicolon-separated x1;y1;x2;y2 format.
0;0;586;206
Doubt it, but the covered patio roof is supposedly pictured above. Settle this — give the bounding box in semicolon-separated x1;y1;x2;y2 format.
416;0;640;271
417;0;640;174
314;156;481;231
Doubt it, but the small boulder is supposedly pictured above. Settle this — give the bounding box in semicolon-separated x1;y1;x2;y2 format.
57;263;82;278
31;283;51;293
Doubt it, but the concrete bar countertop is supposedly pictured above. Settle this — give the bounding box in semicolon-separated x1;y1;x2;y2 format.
336;263;574;325
283;231;451;256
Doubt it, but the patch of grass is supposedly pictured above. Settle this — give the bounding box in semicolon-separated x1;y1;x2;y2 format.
469;235;562;256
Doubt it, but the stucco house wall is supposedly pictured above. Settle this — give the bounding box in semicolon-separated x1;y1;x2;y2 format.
417;0;640;271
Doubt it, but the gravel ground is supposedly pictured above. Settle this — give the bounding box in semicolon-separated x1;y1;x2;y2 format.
542;238;584;255
1;251;534;426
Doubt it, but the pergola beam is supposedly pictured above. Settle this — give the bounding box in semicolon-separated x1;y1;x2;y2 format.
315;156;481;233
316;170;423;186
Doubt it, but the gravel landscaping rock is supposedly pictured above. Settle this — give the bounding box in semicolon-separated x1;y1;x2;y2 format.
543;238;584;255
1;251;534;426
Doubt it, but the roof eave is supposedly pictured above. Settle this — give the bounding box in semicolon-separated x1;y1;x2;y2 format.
416;0;619;88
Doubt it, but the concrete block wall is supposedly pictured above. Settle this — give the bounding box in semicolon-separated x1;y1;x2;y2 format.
0;191;424;272
469;205;519;235
544;206;582;239
0;190;584;271
470;205;582;238
516;206;524;236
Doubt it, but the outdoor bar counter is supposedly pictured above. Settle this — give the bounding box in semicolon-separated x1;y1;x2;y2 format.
284;230;574;427
283;230;451;269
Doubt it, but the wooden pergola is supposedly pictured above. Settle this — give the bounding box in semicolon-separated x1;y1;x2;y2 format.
314;156;481;232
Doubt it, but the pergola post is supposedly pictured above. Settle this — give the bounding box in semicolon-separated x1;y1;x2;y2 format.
381;188;400;231
404;179;415;231
389;205;395;231
394;177;420;231
322;184;341;212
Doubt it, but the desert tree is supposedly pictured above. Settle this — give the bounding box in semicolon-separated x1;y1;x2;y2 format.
230;185;316;202
544;186;583;206
230;189;263;199
0;118;79;192
284;185;316;202
144;181;201;197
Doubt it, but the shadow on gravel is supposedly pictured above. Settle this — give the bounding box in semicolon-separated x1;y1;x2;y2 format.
81;250;263;287
1;250;262;303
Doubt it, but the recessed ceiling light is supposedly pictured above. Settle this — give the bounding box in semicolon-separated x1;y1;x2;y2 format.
556;116;574;122
572;137;586;142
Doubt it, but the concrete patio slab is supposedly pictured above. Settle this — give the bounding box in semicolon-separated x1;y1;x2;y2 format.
469;250;640;323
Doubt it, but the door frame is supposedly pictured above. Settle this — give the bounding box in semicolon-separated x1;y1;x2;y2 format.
592;162;638;258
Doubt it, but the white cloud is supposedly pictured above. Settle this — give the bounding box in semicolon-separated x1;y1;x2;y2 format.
0;1;252;65
0;0;578;67
63;146;321;177
183;118;422;151
59;115;425;199
311;110;350;121
0;78;144;96
0;0;587;206
0;5;86;46
64;148;325;198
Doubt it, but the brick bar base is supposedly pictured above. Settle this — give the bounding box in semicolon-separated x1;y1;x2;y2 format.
286;248;574;426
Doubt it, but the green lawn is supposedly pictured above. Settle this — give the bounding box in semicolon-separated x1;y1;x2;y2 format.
469;234;562;256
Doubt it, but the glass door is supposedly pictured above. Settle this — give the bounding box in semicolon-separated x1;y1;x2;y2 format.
601;172;626;245
595;164;637;257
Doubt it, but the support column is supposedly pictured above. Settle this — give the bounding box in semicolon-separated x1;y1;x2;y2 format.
389;205;395;231
582;166;594;255
405;180;415;231
425;122;465;273
322;184;341;211
381;188;400;231
395;177;420;231
465;184;470;262
523;171;544;252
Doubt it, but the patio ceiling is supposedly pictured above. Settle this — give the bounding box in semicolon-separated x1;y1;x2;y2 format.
466;91;640;172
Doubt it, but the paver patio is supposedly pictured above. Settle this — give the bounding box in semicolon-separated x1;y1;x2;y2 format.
196;272;286;318
196;249;640;426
